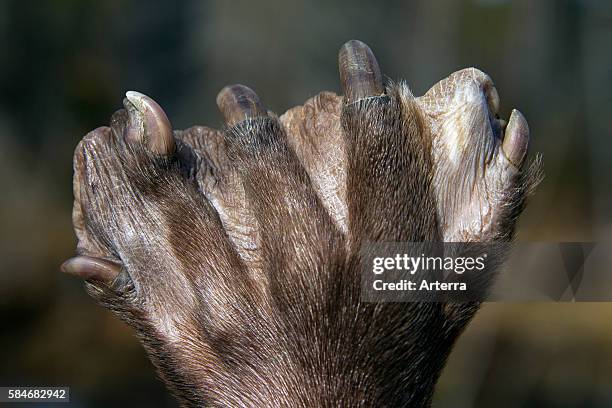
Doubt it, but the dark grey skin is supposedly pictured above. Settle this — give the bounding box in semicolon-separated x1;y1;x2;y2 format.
62;40;542;407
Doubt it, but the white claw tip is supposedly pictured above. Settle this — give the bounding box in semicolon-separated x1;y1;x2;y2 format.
123;91;175;155
125;91;147;108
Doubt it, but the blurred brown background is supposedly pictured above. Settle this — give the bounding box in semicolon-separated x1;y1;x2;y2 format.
1;0;611;406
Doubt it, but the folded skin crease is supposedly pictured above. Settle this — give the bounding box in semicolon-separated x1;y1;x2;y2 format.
65;41;542;407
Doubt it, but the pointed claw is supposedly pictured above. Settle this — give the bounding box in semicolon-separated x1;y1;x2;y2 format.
216;84;267;127
503;109;530;167
338;40;384;104
124;91;175;155
61;256;122;283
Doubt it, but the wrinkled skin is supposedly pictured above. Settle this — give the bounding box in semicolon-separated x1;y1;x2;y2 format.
63;40;542;407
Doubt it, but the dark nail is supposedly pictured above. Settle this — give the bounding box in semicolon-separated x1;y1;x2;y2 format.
338;40;384;104
216;84;267;127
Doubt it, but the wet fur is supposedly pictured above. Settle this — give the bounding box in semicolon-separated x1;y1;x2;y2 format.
73;82;541;407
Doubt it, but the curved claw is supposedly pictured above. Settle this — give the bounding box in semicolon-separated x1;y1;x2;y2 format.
216;84;267;127
124;91;175;155
503;109;530;167
61;255;122;283
338;40;384;104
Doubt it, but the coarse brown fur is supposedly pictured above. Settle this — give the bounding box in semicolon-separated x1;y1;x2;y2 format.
68;52;542;406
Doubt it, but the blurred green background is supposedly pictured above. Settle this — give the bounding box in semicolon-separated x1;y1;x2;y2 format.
1;0;611;406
